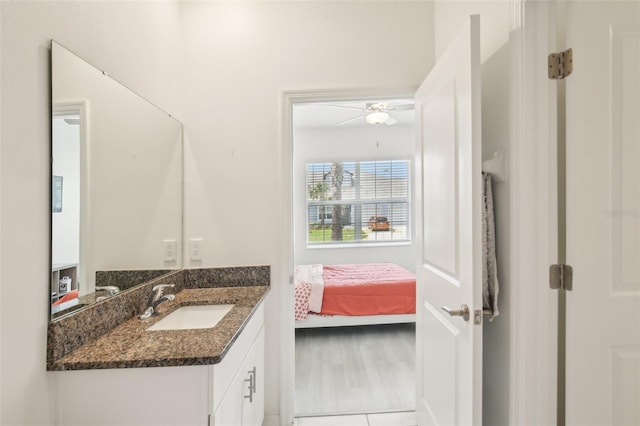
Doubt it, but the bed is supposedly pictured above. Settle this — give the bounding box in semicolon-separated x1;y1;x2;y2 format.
294;262;416;328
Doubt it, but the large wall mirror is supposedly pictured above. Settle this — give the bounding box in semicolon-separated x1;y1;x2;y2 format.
50;41;183;320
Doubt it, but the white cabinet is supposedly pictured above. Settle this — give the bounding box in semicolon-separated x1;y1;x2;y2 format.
56;365;210;426
56;304;264;426
51;263;78;299
51;263;80;315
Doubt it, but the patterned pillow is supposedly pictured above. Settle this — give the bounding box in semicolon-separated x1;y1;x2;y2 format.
294;282;312;320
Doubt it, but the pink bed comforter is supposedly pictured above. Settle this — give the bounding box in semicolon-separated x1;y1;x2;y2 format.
294;263;416;319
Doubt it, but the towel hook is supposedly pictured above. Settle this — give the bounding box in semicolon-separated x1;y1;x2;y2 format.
482;150;506;182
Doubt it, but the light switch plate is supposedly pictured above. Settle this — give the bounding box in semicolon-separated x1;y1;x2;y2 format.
190;238;203;261
163;239;177;262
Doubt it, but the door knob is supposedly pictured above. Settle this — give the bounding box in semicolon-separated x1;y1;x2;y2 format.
441;304;470;321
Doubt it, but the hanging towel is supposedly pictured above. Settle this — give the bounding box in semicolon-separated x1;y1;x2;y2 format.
482;172;499;320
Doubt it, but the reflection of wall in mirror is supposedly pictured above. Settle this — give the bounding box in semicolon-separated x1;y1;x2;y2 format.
52;42;183;296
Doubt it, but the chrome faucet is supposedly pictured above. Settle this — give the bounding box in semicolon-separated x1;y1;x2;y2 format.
96;285;120;295
95;285;120;302
140;284;175;319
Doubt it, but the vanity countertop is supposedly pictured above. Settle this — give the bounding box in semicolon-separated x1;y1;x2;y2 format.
49;286;269;370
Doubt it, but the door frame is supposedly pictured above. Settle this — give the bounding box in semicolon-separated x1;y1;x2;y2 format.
279;87;417;425
508;0;558;424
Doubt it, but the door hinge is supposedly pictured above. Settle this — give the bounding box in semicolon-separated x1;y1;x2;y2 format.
548;48;573;80
549;264;573;291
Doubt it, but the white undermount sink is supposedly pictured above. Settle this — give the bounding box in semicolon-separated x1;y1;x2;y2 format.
146;304;235;331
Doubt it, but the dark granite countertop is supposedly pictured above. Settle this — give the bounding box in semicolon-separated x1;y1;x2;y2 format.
49;286;269;371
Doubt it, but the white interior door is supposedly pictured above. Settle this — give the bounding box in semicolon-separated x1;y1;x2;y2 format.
415;15;482;426
565;1;640;425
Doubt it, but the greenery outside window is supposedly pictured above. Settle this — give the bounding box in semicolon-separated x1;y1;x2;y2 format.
306;160;411;245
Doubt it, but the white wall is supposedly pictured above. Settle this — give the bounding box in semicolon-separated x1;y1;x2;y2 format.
0;2;182;425
180;1;434;421
434;1;512;425
435;0;511;63
293;124;417;271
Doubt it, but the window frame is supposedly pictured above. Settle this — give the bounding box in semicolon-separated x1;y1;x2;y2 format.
305;159;412;247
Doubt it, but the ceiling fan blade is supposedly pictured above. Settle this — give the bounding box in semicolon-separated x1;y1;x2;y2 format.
325;104;366;111
337;115;365;126
389;103;414;111
385;115;398;126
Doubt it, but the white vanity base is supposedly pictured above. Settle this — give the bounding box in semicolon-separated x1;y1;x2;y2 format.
55;304;264;426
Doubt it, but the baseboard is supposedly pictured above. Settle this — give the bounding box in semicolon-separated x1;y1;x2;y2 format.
263;414;281;426
295;313;415;328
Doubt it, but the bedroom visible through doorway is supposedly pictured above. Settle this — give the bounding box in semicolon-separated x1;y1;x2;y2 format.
291;98;417;417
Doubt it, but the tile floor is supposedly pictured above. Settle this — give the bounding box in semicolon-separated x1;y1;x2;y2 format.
295;411;416;426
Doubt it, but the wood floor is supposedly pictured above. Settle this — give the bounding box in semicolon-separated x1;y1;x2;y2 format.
295;323;416;416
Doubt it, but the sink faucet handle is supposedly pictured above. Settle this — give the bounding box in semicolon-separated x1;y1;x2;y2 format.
151;283;175;298
152;283;175;291
95;285;120;296
140;284;176;319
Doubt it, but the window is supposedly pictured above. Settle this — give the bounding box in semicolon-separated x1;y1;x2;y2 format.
306;160;411;245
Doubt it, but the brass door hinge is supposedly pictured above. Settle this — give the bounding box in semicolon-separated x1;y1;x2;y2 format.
548;48;573;80
550;264;573;291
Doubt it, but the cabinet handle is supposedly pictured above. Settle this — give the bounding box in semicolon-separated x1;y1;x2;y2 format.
249;366;256;393
243;378;253;402
244;366;257;403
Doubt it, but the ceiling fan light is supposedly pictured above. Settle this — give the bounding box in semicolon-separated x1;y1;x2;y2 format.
366;111;389;124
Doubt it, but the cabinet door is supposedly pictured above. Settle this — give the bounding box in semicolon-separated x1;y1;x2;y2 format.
241;327;264;426
214;376;243;426
214;326;264;426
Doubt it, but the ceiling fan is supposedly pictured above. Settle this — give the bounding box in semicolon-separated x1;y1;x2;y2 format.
329;101;414;126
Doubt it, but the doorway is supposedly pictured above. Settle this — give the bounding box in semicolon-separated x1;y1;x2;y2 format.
281;17;488;425
289;95;418;419
52;102;88;303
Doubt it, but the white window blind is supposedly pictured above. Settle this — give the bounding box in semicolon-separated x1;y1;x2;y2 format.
306;160;411;245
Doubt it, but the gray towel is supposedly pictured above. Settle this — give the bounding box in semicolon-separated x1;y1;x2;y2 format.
482;172;499;320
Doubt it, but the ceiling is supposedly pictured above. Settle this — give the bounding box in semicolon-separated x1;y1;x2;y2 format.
293;98;415;129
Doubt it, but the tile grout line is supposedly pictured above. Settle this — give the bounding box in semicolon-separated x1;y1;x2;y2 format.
295;410;417;426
